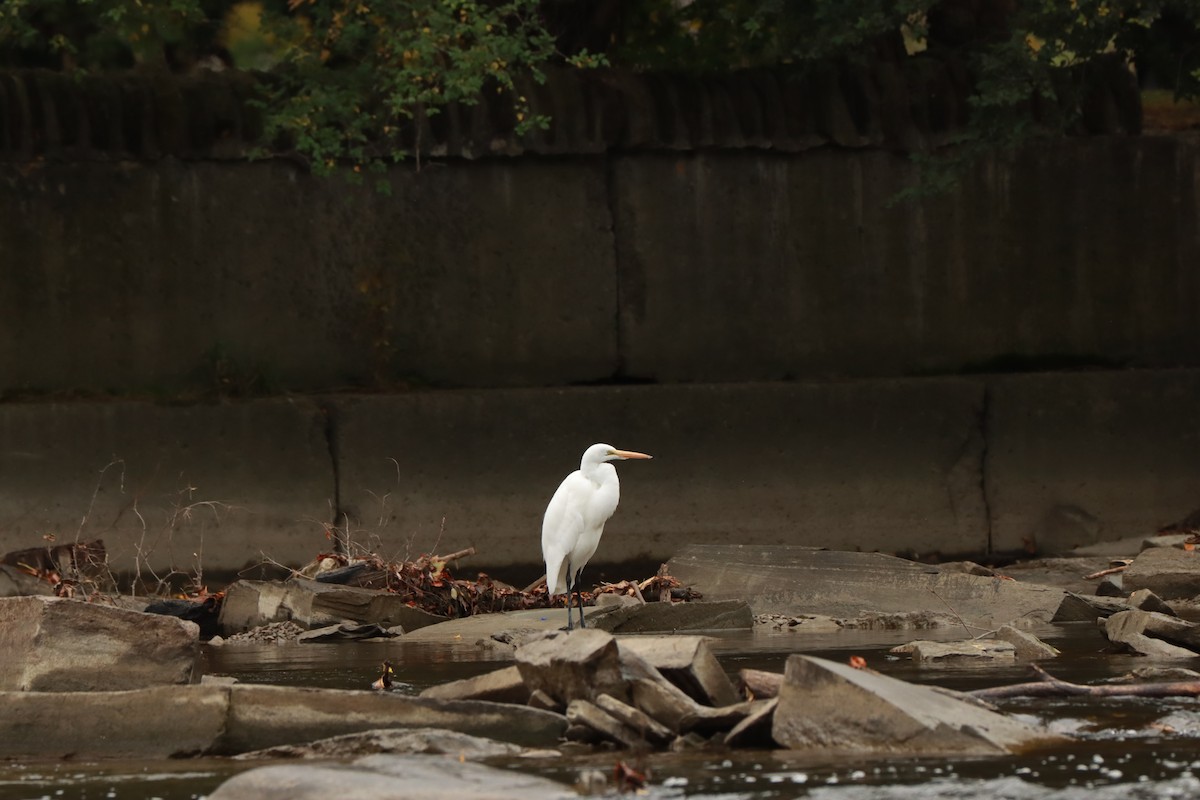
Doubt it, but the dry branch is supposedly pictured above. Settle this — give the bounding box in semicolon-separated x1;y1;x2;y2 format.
970;664;1200;701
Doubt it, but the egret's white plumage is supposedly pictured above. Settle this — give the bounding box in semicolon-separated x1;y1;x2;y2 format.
542;443;652;629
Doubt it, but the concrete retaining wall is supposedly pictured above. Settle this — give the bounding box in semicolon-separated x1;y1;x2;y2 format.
4;137;1198;394
1;371;1194;583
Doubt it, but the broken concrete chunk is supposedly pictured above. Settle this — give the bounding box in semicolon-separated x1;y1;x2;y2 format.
420;665;530;705
771;655;1067;754
217;581;293;635
0;596;198;691
1128;588;1177;616
725;696;779;748
1123;547;1200;600
606;600;753;633
901;639;1016;664
1095;574;1125;597
1051;592;1131;622
739;668;783;700
237;728;526;760
566;700;643;748
515;629;627;706
594;693;673;745
296;622;396;643
668;546;1065;629
208;754;575;800
994;626;1060;659
0;564;53;598
220;685;567;753
1102;610;1200;658
618;636;738;706
284;578;447;631
628;676;704;733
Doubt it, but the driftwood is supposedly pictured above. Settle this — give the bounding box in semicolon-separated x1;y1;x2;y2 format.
970;664;1200;701
1083;562;1131;580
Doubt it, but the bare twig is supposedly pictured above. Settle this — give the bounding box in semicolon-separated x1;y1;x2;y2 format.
971;664;1200;701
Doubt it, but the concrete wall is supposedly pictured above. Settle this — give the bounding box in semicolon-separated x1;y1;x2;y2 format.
1;371;1195;583
3;137;1198;394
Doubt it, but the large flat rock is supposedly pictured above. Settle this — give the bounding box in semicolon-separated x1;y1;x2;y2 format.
0;596;198;690
1123;547;1200;600
772;655;1067;754
668;546;1065;629
219;684;566;753
0;685;229;758
208;754;574;800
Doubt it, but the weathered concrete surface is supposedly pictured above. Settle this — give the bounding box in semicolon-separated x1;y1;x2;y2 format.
1123;547;1200;599
0;685;229;758
772;655;1067;754
0;596;198;690
219;684;567;753
987;371;1200;554
0;399;332;575
337;379;989;566
668;546;1066;629
209;754;574;800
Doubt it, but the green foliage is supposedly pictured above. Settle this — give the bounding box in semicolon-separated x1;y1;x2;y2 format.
250;0;562;180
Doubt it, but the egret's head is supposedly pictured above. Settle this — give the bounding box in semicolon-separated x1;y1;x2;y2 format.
584;443;653;464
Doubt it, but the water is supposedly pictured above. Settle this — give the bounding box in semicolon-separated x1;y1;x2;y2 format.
4;623;1200;799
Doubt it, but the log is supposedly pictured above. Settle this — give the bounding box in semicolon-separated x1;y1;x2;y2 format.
970;664;1200;701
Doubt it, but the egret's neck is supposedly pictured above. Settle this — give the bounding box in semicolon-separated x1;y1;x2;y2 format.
580;457;617;485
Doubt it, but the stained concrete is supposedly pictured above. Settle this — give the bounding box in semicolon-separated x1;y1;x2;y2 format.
0;398;332;576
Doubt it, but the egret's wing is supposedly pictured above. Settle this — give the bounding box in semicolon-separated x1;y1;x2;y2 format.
542;472;589;595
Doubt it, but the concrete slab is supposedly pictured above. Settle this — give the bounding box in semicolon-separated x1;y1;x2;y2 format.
334;378;989;573
987;370;1200;554
668;546;1066;629
0;399;333;577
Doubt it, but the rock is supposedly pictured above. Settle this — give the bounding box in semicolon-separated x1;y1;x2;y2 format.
284;578;447;631
617;636;739;706
1102;610;1200;658
219;684;567;753
994;625;1060;659
755;613;843;633
217;580;293;635
593;693;673;745
628;676;704;733
1051;592;1131;622
237;728;526;760
1108;666;1200;683
1142;534;1192;550
1001;557;1121;594
0;596;198;691
1124;547;1200;599
725;696;778;748
1095;574;1125;597
566;699;643;748
772;655;1067;754
527;689;559;711
0;564;53;597
606;600;753;632
514;629;627;706
1129;588;1177;616
0;685;229;758
668;546;1065;628
739;668;783;700
895;640;1016;664
420;665;530;705
295;622;397;643
208;754;575;800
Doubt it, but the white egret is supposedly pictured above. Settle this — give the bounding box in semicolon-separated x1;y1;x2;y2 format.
542;443;652;630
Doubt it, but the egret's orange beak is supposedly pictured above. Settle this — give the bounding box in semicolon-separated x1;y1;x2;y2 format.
611;449;653;460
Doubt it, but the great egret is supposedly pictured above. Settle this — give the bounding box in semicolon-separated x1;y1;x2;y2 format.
542;443;652;630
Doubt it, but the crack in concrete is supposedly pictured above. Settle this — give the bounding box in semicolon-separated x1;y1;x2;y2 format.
978;382;994;555
320;400;348;555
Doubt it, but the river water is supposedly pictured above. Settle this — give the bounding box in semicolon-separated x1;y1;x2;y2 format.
4;622;1200;799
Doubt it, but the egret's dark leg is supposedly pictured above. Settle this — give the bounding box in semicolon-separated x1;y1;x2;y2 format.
563;559;575;631
574;568;587;629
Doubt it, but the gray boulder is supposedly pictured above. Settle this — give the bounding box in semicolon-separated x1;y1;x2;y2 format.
419;665;529;704
209;754;574;800
617;636;739;706
1102;609;1200;657
772;655;1067;754
220;684;566;753
1123;547;1200;600
514;629;627;706
0;596;198;691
